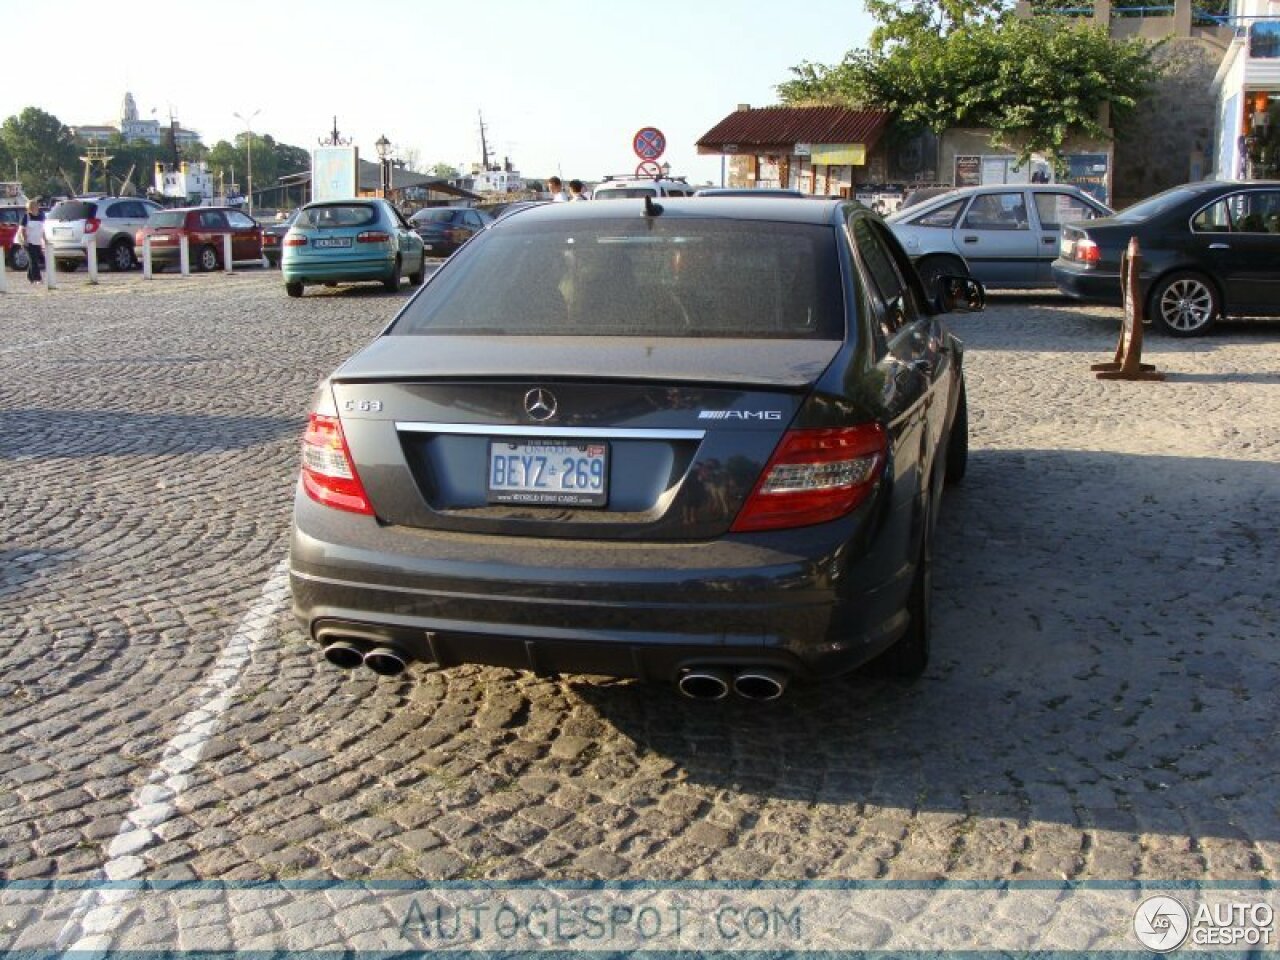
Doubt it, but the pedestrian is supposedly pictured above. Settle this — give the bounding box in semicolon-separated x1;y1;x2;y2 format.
547;176;568;202
15;198;45;284
568;179;589;201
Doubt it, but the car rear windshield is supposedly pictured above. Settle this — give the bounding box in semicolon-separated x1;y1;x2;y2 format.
391;217;845;340
147;211;186;228
297;204;377;228
48;201;97;221
0;208;22;224
413;209;459;223
1111;187;1201;222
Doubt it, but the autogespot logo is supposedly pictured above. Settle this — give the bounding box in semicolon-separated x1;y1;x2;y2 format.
1134;895;1191;952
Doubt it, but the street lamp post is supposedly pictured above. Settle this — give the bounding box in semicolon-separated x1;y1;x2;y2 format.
375;135;393;199
233;109;261;213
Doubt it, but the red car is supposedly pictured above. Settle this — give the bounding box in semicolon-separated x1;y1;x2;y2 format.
135;206;263;271
1;206;30;270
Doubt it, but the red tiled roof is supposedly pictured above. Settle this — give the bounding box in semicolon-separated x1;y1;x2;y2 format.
697;106;889;152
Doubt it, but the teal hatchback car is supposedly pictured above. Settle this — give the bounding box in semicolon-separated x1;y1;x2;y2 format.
282;198;427;297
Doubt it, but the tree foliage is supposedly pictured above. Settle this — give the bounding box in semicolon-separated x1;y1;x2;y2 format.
0;108;80;196
778;0;1160;167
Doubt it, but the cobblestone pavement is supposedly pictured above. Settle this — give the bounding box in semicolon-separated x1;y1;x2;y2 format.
1;269;1277;891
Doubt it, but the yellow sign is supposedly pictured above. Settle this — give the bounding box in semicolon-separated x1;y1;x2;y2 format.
810;144;866;166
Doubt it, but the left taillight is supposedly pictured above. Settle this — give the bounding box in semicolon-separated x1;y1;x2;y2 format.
300;412;373;515
731;424;888;533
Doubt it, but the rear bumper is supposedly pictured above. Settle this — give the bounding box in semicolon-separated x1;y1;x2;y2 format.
283;254;394;283
289;485;916;682
1052;262;1122;303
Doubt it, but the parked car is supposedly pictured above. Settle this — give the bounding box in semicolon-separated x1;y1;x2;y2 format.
592;176;696;199
0;205;29;271
288;198;982;698
281;198;426;297
887;183;1112;292
693;187;807;197
262;209;300;267
135;206;263;272
45;196;162;271
898;186;958;212
1053;180;1280;336
407;207;492;257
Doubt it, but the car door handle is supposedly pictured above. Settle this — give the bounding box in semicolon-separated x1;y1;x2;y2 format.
1208;242;1230;250
962;236;978;243
1042;236;1056;245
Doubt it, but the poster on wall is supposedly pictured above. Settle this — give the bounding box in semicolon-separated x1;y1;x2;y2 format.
1061;153;1110;205
955;155;981;187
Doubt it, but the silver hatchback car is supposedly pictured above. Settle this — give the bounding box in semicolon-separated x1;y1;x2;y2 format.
887;184;1111;291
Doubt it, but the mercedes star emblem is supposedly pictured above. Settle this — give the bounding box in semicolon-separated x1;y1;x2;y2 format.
524;388;558;422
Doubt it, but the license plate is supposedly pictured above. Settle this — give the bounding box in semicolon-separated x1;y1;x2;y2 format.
423;243;434;251
487;440;608;507
151;235;170;242
313;237;351;248
54;228;72;238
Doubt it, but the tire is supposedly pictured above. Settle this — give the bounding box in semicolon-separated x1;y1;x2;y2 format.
109;240;134;272
945;381;968;486
10;246;29;271
383;257;401;292
873;506;933;679
408;256;425;286
916;255;968;302
1149;271;1219;337
196;245;219;273
285;281;304;298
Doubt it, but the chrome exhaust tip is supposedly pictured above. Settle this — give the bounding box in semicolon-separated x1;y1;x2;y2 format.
363;646;408;677
677;669;731;701
733;668;788;701
323;640;366;670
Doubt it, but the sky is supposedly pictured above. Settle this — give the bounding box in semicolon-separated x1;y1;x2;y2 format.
1;0;875;187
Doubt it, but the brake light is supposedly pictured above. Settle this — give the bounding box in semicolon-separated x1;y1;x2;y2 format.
300;413;373;515
731;425;888;533
84;218;101;235
357;231;390;243
284;235;308;247
1074;236;1100;264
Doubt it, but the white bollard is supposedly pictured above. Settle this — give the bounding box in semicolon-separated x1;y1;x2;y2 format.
0;250;8;293
223;233;234;275
142;236;152;279
86;239;99;284
44;246;57;290
179;235;190;276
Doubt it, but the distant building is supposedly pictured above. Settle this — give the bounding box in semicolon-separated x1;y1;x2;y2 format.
71;91;201;147
1213;0;1280;179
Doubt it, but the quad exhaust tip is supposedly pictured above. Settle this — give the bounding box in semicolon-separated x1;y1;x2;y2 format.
733;668;788;702
323;640;366;670
677;669;731;701
363;645;408;677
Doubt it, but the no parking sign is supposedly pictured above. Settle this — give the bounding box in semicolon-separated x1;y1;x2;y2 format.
633;127;666;161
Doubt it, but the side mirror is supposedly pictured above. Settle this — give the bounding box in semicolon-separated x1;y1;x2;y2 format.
935;275;985;314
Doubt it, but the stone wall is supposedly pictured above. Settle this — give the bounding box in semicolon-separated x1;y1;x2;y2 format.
1111;38;1227;207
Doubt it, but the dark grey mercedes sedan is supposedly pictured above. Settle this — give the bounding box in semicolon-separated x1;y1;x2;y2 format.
289;197;979;700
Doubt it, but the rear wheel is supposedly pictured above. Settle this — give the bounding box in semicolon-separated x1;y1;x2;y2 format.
383;257;401;292
408;256;425;285
109;239;134;271
870;503;933;679
196;245;219;272
1149;271;1218;337
55;258;79;272
285;281;303;298
945;382;968;485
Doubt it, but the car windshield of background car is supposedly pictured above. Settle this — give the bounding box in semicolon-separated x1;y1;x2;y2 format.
1111;187;1201;222
392;218;845;340
48;201;97;221
414;209;460;223
1034;193;1106;230
297;204;377;228
147;211;186;228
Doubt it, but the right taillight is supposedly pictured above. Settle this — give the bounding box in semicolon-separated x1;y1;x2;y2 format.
731;424;888;533
84;217;101;235
300;413;373;515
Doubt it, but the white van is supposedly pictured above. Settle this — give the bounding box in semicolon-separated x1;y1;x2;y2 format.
592;175;695;200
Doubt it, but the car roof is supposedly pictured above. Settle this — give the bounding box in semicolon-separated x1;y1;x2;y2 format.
499;196;845;226
693;188;806;197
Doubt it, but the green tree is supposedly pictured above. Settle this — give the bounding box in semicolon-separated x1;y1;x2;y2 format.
1;107;80;196
430;162;460;179
778;0;1159;168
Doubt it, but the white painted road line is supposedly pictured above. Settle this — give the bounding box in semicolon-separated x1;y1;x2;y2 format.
54;558;291;951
